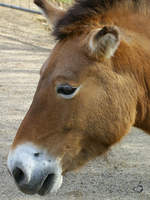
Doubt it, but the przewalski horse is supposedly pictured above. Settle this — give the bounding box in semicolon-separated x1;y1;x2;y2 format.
7;0;150;196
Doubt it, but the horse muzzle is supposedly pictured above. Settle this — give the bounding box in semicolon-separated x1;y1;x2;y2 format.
7;143;63;195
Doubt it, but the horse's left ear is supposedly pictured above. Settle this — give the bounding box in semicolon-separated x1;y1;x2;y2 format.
34;0;65;26
89;26;120;59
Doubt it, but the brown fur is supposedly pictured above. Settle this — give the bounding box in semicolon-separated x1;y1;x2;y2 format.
11;0;150;173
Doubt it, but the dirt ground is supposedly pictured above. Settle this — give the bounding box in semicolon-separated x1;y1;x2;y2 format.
1;2;150;200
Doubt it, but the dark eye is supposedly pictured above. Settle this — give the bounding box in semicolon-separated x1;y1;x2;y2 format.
57;84;76;95
56;84;80;99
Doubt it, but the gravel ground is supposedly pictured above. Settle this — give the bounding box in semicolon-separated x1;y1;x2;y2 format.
0;2;150;200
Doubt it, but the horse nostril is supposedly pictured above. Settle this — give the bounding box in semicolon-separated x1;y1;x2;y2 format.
12;167;25;184
38;174;55;195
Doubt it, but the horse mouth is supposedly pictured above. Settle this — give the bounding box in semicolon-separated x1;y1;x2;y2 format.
38;174;55;196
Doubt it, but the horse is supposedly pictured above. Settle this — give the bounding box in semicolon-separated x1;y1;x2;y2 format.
7;0;150;196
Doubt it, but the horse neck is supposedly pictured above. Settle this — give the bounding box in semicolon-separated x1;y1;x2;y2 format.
135;66;150;134
131;47;150;134
112;37;150;133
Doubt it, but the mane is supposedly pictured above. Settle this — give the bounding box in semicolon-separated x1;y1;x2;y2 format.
53;0;149;40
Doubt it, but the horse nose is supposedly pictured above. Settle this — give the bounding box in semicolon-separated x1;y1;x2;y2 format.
7;143;63;195
11;165;55;195
9;154;55;195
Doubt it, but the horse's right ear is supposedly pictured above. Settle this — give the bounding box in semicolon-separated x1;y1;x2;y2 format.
34;0;65;26
89;26;120;59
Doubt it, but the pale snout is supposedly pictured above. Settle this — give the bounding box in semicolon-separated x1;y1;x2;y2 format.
7;143;63;195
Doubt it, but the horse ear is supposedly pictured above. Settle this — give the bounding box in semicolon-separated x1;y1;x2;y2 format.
89;26;120;59
34;0;65;26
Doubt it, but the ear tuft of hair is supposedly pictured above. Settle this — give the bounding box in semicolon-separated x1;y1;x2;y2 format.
89;26;120;59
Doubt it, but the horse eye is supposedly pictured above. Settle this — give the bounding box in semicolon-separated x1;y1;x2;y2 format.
56;84;80;99
57;84;77;95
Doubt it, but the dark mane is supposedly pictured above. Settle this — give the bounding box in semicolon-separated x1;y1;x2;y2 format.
53;0;147;40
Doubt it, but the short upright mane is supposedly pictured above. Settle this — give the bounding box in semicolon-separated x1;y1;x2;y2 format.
53;0;148;40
